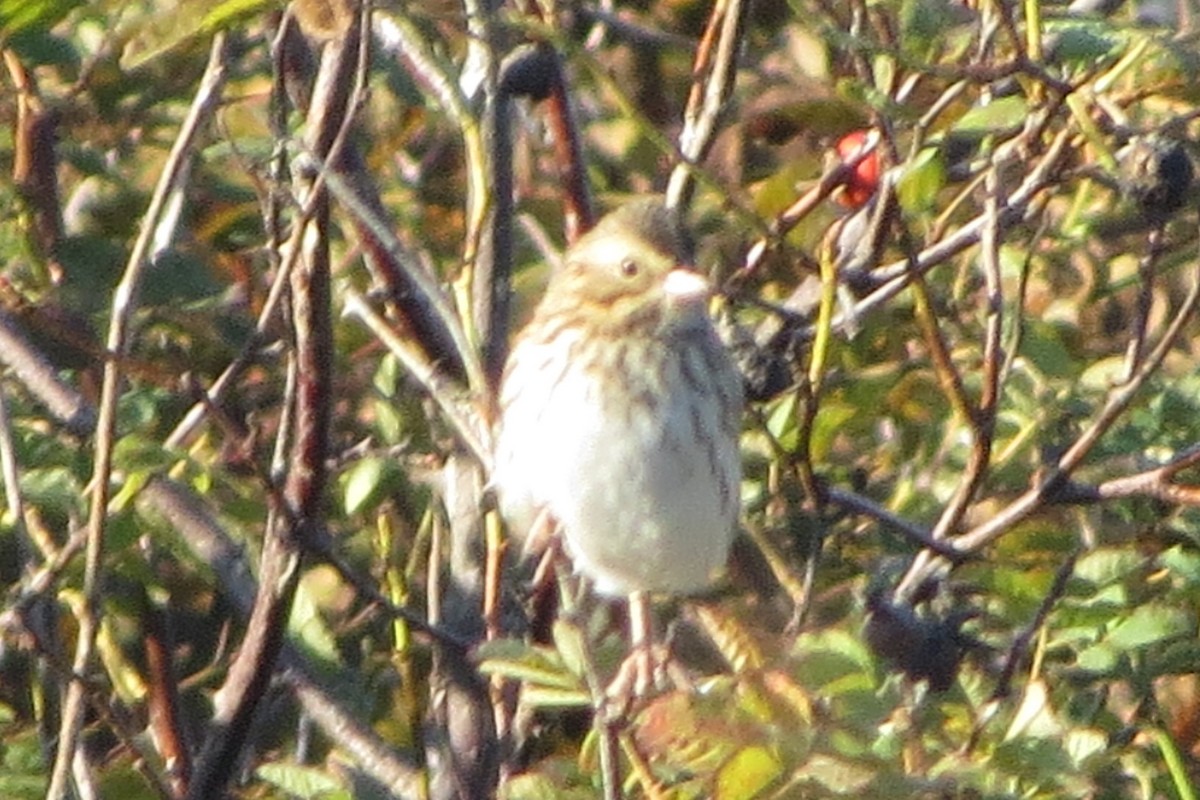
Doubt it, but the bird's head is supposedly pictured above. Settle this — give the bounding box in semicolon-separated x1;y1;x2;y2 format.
538;198;713;334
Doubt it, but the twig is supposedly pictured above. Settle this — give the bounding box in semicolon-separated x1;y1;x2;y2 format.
185;14;361;795
731;132;882;286
990;551;1078;703
143;596;192;797
0;280;431;800
838;127;1071;333
139;476;426;798
578;7;699;51
896;235;1200;598
0;309;95;435
665;0;748;212
0;383;31;568
478;35;513;391
999;216;1048;385
823;487;968;560
502;11;596;243
46;33;230;800
373;9;490;344
1121;224;1166;382
160;19;304;453
342;290;490;467
928;158;1006;541
1056;443;1200;506
5;51;63;281
906;257;973;425
316;164;486;395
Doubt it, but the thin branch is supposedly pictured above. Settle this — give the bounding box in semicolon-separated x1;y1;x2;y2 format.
0;309;95;435
999;216;1047;385
5;51;64;281
929;158;1006;541
665;0;748;212
824;486;969;561
897;241;1200;598
143;597;192;797
343;290;490;466
1057;442;1200;505
578;7;699;51
46;33;230;800
186;14;360;795
139;477;426;798
731;132;882;287
374;9;490;369
317;165;487;394
0;385;31;568
478;42;513;391
1121;225;1166;382
838;126;1071;333
990;551;1078;703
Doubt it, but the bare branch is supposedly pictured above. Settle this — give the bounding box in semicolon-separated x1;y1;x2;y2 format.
47;33;230;800
666;0;749;212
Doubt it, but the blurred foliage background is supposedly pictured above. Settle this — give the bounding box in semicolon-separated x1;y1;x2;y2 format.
1;0;1199;798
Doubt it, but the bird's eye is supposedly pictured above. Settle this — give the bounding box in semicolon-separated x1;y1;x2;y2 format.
620;258;639;278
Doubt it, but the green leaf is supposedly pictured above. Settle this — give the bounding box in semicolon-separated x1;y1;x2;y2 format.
0;0;81;37
952;95;1027;137
794;753;875;794
95;763;162;800
1078;355;1130;391
716;746;782;800
1021;321;1078;379
0;727;47;800
896;147;945;214
793;629;875;684
1147;638;1200;676
113;433;175;473
476;639;584;690
288;579;341;664
992;737;1073;783
1160;545;1200;587
500;773;581;800
550;619;588;680
900;0;956;55
1075;642;1119;674
140;250;222;307
1107;604;1192;650
1048;23;1120;66
20;467;84;518
1072;547;1144;587
809;401;858;462
120;0;276;70
342;456;388;516
520;685;592;709
200;0;273;30
765;393;798;451
372;353;402;397
255;762;346;799
6;30;78;68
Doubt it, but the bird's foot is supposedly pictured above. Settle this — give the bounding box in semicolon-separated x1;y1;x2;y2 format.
603;642;687;716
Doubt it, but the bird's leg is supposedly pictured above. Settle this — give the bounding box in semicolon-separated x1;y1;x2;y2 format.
606;589;665;708
524;511;567;646
629;590;656;696
523;507;559;566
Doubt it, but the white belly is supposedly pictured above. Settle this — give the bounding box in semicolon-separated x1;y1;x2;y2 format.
494;332;740;595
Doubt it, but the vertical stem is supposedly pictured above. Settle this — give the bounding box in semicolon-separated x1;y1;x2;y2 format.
45;34;229;800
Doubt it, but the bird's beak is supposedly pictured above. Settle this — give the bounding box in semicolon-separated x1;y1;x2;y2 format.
663;268;712;304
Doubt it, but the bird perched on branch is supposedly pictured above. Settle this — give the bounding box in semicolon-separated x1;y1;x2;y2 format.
493;198;743;687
